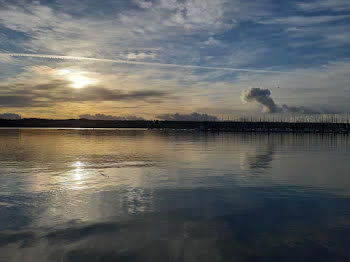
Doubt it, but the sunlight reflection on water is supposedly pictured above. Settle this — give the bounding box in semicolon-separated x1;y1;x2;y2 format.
0;129;349;261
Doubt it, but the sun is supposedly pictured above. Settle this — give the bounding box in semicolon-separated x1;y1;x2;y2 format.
56;68;96;88
70;74;92;88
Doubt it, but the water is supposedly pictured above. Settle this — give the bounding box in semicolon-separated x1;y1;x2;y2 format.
0;129;350;261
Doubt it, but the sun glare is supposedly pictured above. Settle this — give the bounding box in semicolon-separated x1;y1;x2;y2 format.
70;74;92;88
56;69;95;88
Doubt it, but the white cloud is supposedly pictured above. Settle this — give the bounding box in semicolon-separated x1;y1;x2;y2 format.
204;37;220;46
0;0;246;63
258;14;350;47
137;0;235;30
126;52;155;60
284;24;350;47
298;0;350;12
0;0;271;70
259;15;350;26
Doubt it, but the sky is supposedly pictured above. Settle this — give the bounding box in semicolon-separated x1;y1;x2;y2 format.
0;0;350;119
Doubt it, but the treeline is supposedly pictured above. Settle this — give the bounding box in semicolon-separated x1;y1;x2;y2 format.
0;119;350;133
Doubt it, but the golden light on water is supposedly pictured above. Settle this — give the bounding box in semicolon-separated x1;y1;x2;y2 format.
72;161;85;180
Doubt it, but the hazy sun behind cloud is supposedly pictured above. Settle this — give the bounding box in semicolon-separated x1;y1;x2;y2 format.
70;74;94;88
57;69;96;88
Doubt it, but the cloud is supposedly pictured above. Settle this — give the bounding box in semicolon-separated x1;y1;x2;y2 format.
204;37;221;46
297;0;350;12
241;87;330;114
0;113;21;119
259;15;350;26
280;105;321;115
76;87;168;102
284;24;350;47
241;88;279;113
126;52;155;60
157;112;218;121
0;0;350;118
257;13;350;48
0;53;291;74
0;0;239;59
136;0;234;31
0;79;169;108
79;114;145;120
0;95;49;108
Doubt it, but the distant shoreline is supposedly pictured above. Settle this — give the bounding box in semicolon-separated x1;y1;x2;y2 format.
0;119;349;133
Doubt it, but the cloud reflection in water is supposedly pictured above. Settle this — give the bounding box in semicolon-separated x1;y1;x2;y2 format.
0;129;350;261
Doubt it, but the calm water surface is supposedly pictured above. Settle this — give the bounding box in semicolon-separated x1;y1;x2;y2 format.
0;129;350;261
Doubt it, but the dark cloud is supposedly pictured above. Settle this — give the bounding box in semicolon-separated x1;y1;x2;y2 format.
241;87;333;114
280;104;319;114
0;81;168;108
0;113;21;119
157;112;218;121
57;87;168;103
79;114;145;120
0;95;55;107
241;88;279;113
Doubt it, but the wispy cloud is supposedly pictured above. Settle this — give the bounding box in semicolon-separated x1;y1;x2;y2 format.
297;0;350;12
135;0;235;31
126;52;156;60
0;53;314;75
257;13;350;48
259;15;350;26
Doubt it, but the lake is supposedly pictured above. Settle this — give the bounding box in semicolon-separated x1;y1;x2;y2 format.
0;128;350;261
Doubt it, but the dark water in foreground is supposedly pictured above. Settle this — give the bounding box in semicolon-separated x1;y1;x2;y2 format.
0;129;350;262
